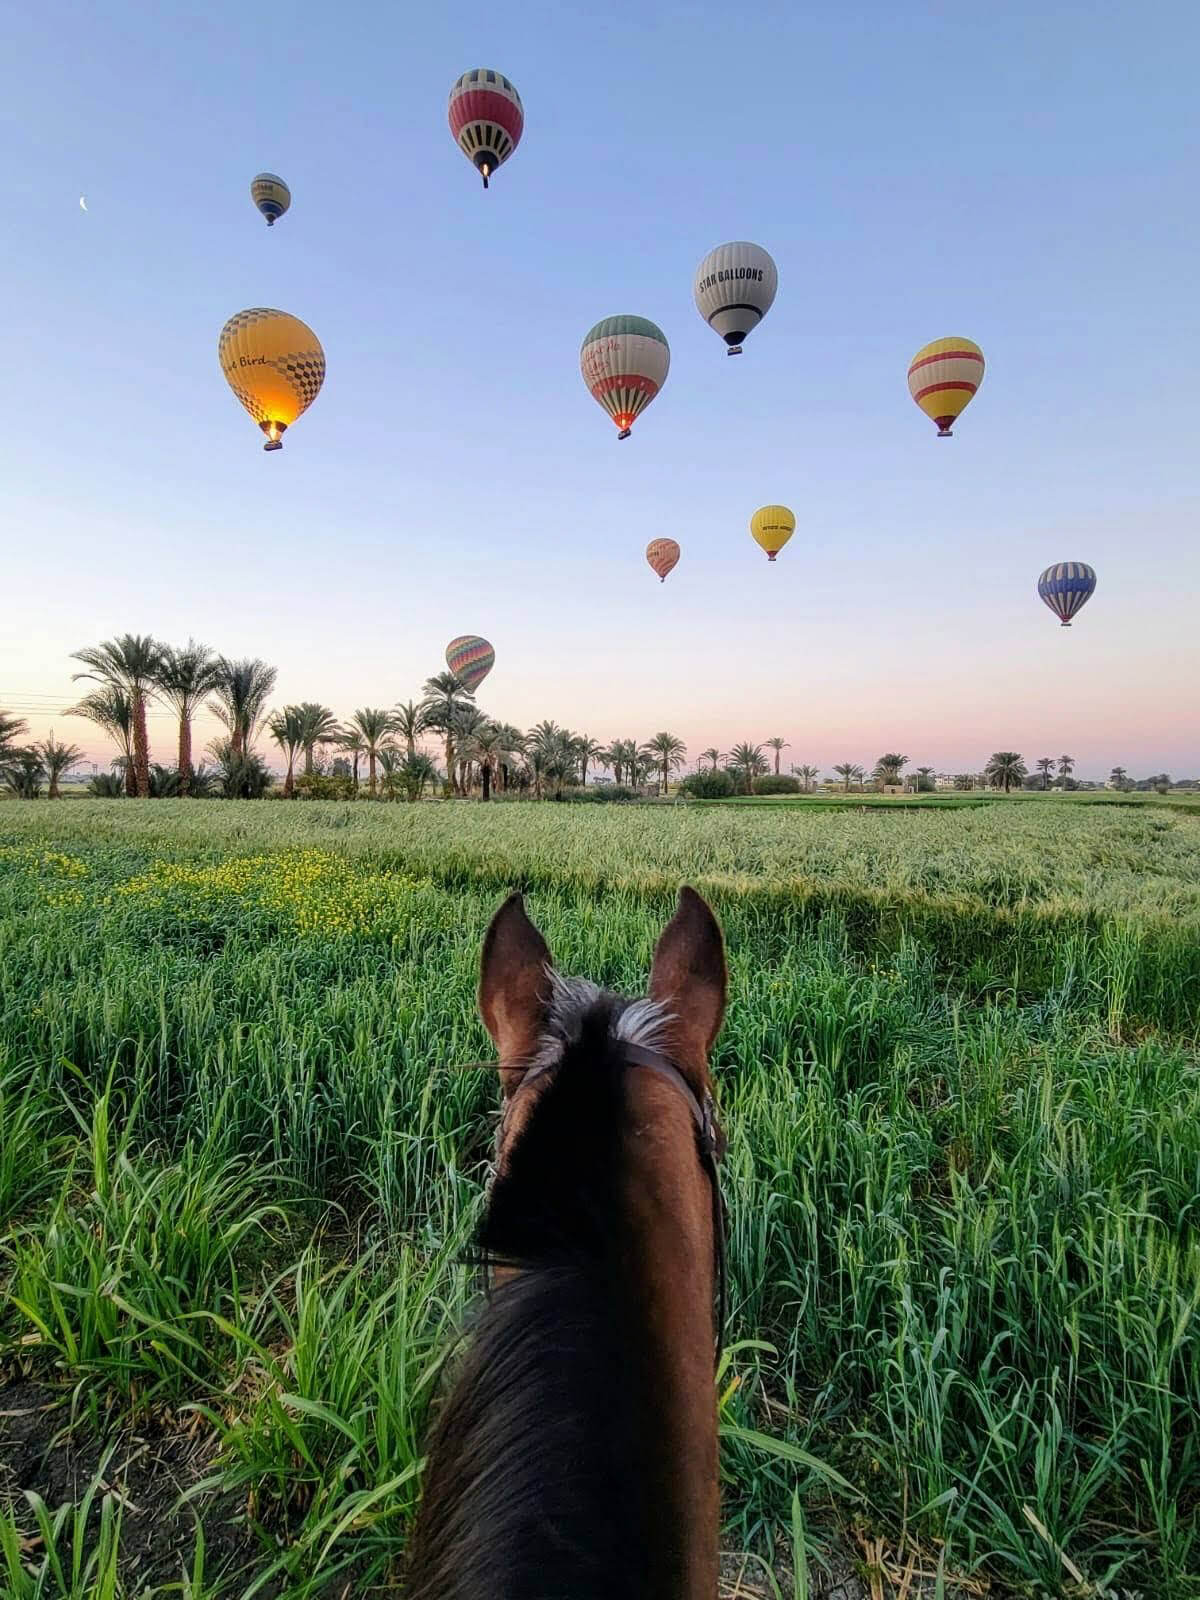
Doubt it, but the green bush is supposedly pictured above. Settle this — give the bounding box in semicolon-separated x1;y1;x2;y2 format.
752;775;801;796
295;773;357;801
562;785;637;803
679;770;735;799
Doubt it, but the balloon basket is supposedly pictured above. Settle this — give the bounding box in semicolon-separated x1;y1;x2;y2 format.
767;553;776;562
727;346;743;356
617;428;631;440
263;439;283;452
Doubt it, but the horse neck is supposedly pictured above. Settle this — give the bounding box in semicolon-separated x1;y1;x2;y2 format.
408;1042;719;1600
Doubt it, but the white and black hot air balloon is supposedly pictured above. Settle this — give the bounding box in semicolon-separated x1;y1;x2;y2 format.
693;241;777;356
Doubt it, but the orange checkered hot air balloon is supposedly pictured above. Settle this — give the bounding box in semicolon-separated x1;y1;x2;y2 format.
645;539;680;582
907;337;984;437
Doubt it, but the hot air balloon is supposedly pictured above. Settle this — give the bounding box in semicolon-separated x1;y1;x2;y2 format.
907;337;984;436
693;242;777;356
1038;563;1096;627
750;506;795;563
580;317;670;440
218;308;325;451
446;634;495;692
646;538;680;583
250;173;290;227
448;69;524;189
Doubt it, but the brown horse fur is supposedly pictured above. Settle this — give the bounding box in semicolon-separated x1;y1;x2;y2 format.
406;887;727;1600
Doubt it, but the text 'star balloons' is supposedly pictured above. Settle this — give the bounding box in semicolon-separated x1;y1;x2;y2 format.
445;635;495;692
580;316;670;440
646;538;680;583
750;505;795;562
218;309;325;451
448;69;523;189
907;337;984;436
1038;563;1096;627
250;173;290;227
693;242;778;356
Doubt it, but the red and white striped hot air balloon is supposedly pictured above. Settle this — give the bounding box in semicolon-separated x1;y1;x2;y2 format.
448;69;524;190
646;539;680;582
907;337;985;437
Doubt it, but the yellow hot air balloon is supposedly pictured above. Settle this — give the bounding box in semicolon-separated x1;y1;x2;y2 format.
750;505;795;562
907;337;984;437
218;308;325;451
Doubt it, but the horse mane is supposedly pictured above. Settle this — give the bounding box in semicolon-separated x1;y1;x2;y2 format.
406;982;678;1600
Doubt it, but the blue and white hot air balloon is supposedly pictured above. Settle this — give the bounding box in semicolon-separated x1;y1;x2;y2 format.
1038;562;1096;627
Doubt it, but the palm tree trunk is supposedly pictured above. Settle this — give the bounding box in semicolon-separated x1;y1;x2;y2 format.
178;714;192;798
284;755;295;798
368;751;377;797
305;744;315;777
406;734;415;761
662;759;669;794
774;750;781;775
132;690;151;798
482;762;491;802
49;772;60;799
353;753;360;791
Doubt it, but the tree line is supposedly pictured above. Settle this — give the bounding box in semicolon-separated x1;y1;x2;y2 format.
0;636;1184;801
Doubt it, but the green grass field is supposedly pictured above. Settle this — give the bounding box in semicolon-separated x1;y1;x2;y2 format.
1;799;1198;1597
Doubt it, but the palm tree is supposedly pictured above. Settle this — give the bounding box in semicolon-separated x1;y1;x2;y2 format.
700;747;723;773
208;658;277;758
728;741;767;795
833;762;861;793
792;763;819;792
766;737;790;775
1058;754;1076;786
348;707;396;797
1036;757;1055;790
295;703;340;777
38;734;84;799
207;737;272;798
267;706;306;798
577;736;605;788
66;686;136;795
377;744;405;801
338;727;366;791
71;634;163;798
491;723;525;791
422;672;475;794
6;749;45;798
393;700;426;761
873;753;910;787
986;751;1027;793
0;712;28;764
600;742;624;784
644;732;687;795
155;640;219;798
400;752;437;802
466;722;507;801
1109;765;1129;790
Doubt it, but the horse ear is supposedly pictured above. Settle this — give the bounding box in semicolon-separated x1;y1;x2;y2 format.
479;893;553;1077
649;886;727;1059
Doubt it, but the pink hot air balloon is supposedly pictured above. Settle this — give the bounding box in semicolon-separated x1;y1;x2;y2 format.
645;538;680;583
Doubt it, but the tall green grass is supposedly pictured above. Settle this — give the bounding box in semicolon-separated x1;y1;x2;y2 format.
1;800;1198;1596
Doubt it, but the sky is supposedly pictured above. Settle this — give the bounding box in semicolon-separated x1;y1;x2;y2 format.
2;0;1198;779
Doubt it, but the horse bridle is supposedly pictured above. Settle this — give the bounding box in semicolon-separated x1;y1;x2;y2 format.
501;1041;728;1366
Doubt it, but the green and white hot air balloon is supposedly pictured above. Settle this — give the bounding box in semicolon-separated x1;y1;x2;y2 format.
579;316;670;440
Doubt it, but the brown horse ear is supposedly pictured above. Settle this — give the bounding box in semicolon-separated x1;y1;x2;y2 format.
649;886;727;1060
479;893;553;1079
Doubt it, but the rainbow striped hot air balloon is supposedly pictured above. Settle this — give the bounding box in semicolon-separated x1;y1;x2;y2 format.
645;538;680;582
445;634;495;692
907;337;985;437
580;316;670;440
1038;563;1096;627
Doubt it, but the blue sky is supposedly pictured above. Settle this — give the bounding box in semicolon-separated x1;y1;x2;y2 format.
3;0;1198;776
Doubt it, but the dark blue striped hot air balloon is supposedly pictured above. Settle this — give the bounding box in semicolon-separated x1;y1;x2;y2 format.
1038;562;1096;627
